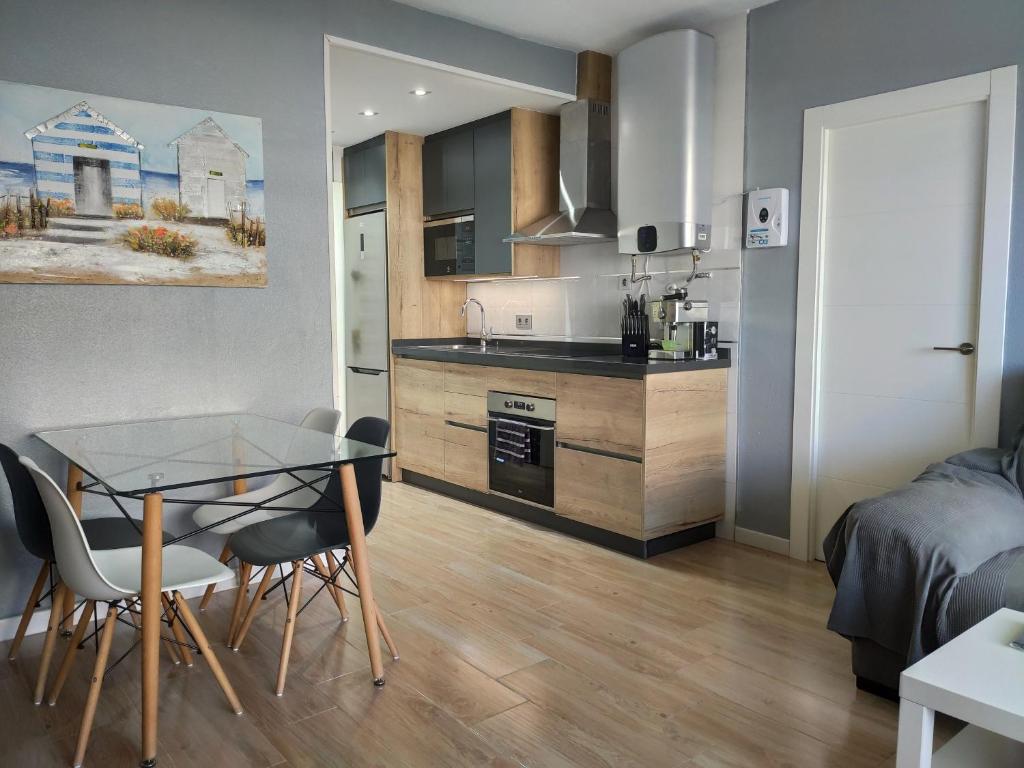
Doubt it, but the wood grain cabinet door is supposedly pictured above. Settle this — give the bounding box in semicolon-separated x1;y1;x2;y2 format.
554;445;643;538
444;423;489;492
394;358;444;416
396;410;446;479
556;374;643;457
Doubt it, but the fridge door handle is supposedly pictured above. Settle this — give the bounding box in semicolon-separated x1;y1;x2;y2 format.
349;367;385;375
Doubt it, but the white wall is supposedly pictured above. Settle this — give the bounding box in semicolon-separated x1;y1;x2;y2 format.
467;12;748;539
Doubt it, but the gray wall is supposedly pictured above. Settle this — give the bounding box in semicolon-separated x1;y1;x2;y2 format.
0;0;574;619
739;0;1024;538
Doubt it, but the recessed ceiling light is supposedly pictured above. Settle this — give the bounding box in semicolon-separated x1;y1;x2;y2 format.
358;109;378;117
410;88;431;97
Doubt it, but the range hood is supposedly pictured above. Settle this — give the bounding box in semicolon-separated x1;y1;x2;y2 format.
504;99;616;246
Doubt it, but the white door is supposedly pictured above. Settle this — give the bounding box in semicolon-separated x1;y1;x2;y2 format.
790;68;1016;560
206;177;227;218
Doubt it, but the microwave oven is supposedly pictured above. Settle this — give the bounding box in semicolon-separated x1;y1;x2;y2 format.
424;215;474;277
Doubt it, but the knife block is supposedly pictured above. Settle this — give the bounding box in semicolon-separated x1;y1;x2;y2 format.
621;313;649;358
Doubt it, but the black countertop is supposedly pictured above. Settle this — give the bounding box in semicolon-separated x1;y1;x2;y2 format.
392;338;730;379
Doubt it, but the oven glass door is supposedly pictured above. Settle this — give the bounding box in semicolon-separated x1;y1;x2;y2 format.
424;221;456;276
487;415;555;508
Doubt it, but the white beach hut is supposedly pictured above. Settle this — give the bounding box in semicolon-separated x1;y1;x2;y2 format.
169;117;248;220
24;101;143;216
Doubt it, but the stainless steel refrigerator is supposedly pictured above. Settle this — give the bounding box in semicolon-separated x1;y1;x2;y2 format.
343;211;391;473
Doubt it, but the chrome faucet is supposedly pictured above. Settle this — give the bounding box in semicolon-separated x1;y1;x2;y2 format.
460;298;490;349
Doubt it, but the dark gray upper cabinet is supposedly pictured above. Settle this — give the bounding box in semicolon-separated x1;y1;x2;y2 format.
422;128;475;218
343;136;386;213
472;114;512;275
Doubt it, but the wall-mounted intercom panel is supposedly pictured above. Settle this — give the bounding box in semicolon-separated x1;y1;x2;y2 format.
745;188;789;248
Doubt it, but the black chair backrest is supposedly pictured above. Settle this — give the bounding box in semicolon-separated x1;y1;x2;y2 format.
0;443;55;561
311;417;389;535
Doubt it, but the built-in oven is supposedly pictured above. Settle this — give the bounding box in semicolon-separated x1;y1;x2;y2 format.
424;215;475;276
487;391;555;509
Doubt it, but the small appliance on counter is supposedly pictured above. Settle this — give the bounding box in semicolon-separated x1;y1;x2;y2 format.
621;295;649;358
647;286;718;361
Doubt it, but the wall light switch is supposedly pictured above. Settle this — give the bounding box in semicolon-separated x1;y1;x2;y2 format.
515;314;533;331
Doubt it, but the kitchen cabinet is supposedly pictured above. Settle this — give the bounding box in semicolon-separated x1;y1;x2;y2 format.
443;423;488;492
343;135;386;213
422;128;474;218
422;109;559;279
394;358;445;480
555;446;643;538
393;357;728;546
472;114;513;275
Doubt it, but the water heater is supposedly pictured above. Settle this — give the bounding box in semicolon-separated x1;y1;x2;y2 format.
616;29;715;255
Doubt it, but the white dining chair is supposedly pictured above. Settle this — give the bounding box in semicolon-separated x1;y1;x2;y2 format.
21;457;242;768
191;407;340;637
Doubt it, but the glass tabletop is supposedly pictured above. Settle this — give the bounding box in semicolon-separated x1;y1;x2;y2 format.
36;413;394;495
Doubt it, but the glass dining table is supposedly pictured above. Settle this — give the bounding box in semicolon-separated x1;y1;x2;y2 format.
36;412;396;768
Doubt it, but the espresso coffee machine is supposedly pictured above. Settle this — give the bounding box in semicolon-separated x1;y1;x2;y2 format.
648;286;718;361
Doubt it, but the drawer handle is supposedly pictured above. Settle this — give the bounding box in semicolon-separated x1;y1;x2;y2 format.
445;420;487;433
556;441;642;463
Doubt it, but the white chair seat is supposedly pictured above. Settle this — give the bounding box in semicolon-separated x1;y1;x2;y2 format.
192;483;320;535
89;545;236;599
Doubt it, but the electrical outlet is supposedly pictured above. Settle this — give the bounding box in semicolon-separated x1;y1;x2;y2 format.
515;314;533;331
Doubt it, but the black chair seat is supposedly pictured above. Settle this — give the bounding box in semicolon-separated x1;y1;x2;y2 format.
229;512;350;567
81;517;174;550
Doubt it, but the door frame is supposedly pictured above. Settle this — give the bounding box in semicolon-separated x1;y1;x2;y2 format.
788;66;1017;561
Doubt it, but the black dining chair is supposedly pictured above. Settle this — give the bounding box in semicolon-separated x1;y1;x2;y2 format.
0;442;172;703
226;417;398;695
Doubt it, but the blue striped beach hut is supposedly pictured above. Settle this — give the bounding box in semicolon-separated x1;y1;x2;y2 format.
23;101;143;216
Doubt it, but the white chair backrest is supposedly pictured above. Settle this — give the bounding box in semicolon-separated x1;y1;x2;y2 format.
20;457;130;601
299;407;341;436
266;407;343;502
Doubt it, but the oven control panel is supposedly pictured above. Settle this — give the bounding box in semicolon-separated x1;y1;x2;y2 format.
488;391;555;422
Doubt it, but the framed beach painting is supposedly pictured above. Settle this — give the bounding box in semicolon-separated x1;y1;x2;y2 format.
0;80;266;287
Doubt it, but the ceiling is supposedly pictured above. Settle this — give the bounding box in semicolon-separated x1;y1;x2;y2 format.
330;45;569;147
394;0;775;53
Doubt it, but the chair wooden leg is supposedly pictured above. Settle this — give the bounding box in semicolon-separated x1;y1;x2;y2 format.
227;561;252;647
231;566;275;651
200;543;232;612
375;604;400;661
46;600;95;706
8;560;50;661
275;561;303;696
162;593;193;667
311;554;347;622
72;603;118;768
326;550;349;620
33;582;66;705
173;592;242;714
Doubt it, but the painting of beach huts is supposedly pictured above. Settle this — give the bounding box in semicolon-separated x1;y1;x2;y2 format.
0;80;266;287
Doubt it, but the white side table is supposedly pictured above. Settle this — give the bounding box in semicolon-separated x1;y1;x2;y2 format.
897;608;1024;767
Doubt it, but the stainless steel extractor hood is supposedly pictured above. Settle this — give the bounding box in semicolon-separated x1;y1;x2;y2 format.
504;99;616;246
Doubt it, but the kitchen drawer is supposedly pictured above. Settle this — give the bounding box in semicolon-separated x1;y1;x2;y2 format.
394;358;444;416
396;409;445;479
444;391;486;428
444;362;491;396
556;373;643;457
555;445;643;538
488;367;556;399
444;423;489;493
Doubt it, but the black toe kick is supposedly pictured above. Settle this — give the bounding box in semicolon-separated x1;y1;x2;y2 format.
401;471;716;559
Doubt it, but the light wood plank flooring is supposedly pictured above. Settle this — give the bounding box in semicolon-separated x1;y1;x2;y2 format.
1;482;954;766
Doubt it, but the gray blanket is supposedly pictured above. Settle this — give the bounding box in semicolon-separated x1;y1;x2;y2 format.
824;443;1024;664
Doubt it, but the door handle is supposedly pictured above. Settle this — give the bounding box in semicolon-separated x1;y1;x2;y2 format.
932;342;975;356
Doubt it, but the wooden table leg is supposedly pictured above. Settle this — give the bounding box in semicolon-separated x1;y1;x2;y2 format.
340;463;384;685
141;492;163;767
62;465;84;635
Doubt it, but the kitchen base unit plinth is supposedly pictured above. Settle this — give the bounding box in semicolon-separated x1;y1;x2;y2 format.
401;470;716;558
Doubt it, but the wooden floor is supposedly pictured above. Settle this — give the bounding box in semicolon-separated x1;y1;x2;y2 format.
1;482;955;767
